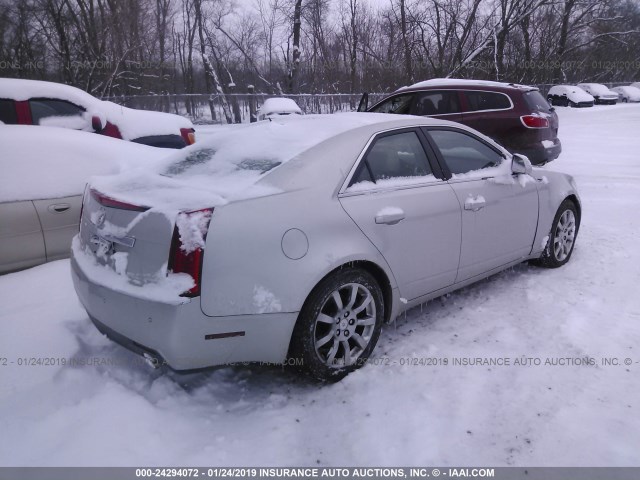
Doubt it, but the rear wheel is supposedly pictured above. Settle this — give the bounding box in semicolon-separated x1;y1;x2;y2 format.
535;199;579;268
289;268;384;382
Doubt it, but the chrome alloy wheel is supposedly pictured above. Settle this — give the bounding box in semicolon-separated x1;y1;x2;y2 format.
313;283;376;367
553;209;576;262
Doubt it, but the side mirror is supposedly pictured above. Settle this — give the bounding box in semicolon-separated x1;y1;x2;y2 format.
512;154;532;175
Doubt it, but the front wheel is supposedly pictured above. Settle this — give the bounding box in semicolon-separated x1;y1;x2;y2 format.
535;199;579;268
288;268;384;382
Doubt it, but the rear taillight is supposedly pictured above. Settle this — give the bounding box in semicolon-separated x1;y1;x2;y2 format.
168;208;213;297
520;114;549;129
180;128;196;145
91;189;148;212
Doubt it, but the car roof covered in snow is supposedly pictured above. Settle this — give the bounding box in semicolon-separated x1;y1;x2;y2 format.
0;125;165;203
89;112;505;214
258;97;303;116
0;78;193;139
396;78;538;93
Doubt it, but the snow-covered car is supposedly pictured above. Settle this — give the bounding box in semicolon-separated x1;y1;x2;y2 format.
612;86;640;103
631;82;640;90
0;125;163;274
0;78;196;148
257;97;303;121
576;83;618;105
71;113;581;381
547;85;594;108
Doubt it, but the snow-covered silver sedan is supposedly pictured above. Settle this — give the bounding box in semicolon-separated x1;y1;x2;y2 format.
71;113;581;381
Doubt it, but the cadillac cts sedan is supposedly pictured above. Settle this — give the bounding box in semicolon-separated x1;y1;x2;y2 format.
71;113;581;381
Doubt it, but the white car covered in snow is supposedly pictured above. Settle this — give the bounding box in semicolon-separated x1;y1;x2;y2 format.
576;83;618;105
0;126;163;274
547;85;594;108
257;97;303;121
0;78;196;148
612;86;640;103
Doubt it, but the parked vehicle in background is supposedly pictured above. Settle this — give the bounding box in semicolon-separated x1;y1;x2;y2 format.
0;78;196;148
576;83;618;105
631;82;640;90
257;97;303;121
612;86;640;103
547;85;595;108
71;113;581;382
362;79;561;165
0;126;163;274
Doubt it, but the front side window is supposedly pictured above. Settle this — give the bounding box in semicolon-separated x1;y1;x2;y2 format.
0;99;17;124
411;91;461;116
369;94;414;115
428;129;504;175
464;91;511;112
29;98;85;125
350;131;432;187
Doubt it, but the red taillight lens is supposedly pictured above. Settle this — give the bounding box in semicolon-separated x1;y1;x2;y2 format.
91;189;148;212
520;114;549;129
180;128;196;145
168;208;213;297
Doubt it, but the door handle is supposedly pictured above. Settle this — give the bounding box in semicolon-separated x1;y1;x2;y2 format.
464;196;486;211
375;211;405;225
48;203;71;213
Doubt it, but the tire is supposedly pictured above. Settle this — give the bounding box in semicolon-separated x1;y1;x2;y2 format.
547;96;554;106
535;199;579;268
288;268;384;382
623;98;628;103
569;100;577;108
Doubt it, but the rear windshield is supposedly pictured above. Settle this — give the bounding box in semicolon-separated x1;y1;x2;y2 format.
524;91;552;112
163;147;281;178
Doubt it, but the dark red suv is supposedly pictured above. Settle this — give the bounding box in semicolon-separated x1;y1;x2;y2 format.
362;79;561;165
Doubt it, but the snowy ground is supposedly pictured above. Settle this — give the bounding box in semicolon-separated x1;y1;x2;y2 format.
1;105;640;466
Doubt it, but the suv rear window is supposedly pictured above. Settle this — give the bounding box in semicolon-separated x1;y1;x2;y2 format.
523;91;553;112
464;91;511;111
0;99;17;124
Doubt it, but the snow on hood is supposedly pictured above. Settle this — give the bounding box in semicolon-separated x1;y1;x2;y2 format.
89;113;396;214
0;125;165;203
0;78;193;139
613;86;640;101
578;83;617;98
549;85;594;102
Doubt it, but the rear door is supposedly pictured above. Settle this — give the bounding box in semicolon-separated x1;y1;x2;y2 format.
0;201;46;273
409;90;464;122
32;195;83;262
339;128;461;301
460;90;515;148
424;127;539;282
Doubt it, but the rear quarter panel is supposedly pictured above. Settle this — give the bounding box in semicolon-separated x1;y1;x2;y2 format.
199;187;396;318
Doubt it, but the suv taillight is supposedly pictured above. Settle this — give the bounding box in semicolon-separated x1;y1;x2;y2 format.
520;115;549;129
168;208;213;297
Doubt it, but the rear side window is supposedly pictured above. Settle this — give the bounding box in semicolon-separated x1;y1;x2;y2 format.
523;91;552;112
411;91;461;116
369;94;414;114
351;131;432;186
428;129;503;175
0;99;17;124
29;99;85;125
464;91;511;112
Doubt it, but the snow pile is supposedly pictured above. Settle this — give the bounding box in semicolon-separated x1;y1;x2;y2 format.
347;175;438;192
90;113;394;212
0;78;193;139
175;210;213;254
253;285;282;314
39;114;92;130
0;125;164;203
376;206;404;217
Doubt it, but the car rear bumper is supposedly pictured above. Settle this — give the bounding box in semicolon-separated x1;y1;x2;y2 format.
71;253;298;370
513;138;562;165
